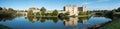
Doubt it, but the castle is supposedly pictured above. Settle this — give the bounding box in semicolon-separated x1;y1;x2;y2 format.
64;5;87;16
29;5;87;16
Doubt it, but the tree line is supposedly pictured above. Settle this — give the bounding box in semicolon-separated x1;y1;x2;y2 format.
0;7;16;19
28;7;70;17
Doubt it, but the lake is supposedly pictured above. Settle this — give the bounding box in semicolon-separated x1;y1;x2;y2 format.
0;15;112;29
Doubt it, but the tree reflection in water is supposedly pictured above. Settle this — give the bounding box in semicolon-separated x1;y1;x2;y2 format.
40;17;59;23
78;17;90;24
27;16;39;23
0;14;113;29
40;17;46;23
0;24;12;29
0;13;17;29
26;15;111;29
27;16;59;23
0;16;16;22
0;16;16;29
26;16;91;26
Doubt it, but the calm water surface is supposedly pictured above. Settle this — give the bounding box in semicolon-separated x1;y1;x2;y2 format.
0;16;112;29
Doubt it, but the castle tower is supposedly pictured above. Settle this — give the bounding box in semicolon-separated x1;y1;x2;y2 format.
82;5;87;12
64;5;79;16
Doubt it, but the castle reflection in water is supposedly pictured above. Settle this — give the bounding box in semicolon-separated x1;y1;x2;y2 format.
25;15;111;29
0;15;111;29
26;16;89;26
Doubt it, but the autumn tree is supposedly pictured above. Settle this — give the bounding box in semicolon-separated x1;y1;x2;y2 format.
28;9;33;16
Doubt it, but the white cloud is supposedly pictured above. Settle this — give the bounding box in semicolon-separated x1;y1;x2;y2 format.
81;2;91;5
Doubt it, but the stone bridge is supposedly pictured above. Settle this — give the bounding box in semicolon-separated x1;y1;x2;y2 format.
16;12;27;17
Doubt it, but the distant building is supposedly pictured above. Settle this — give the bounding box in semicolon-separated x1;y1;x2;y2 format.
16;12;27;17
28;7;40;16
78;5;87;12
64;5;87;16
29;7;40;13
28;5;87;16
45;10;65;13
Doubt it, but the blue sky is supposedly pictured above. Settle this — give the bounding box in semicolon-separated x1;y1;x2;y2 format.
0;0;120;10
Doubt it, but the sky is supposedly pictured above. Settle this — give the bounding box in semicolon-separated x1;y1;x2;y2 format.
0;0;120;11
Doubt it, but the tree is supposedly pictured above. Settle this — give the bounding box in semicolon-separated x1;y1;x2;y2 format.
114;7;120;12
40;7;46;16
8;8;14;11
0;9;15;18
0;7;2;10
28;9;33;16
53;18;58;23
25;10;28;12
79;12;86;15
117;7;120;12
52;10;58;16
36;12;40;16
65;11;69;15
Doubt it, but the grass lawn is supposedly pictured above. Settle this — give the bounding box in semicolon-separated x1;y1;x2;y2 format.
100;17;120;29
114;12;120;14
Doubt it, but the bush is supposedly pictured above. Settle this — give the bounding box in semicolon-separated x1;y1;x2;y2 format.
79;12;87;15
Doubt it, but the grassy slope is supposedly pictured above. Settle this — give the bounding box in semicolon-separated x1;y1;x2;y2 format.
100;17;120;29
